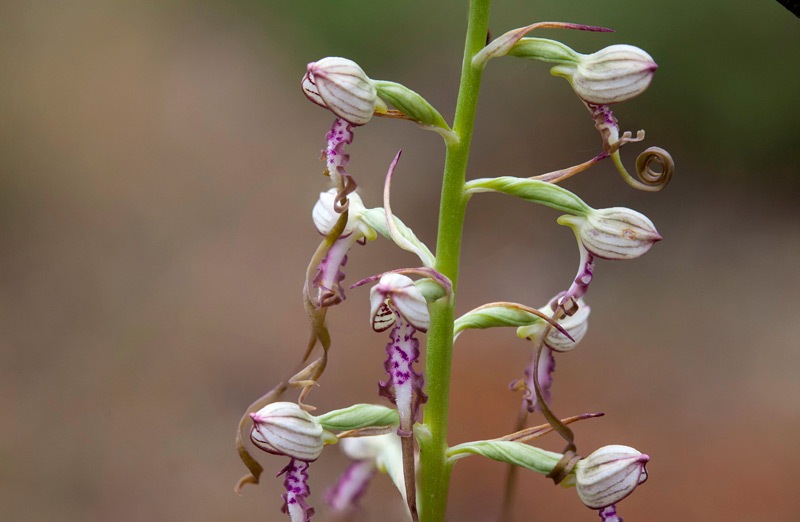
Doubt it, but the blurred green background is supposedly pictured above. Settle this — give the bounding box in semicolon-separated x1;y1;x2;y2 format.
1;1;799;520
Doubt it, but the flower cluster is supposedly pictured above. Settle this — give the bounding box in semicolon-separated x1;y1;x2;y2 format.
235;7;672;522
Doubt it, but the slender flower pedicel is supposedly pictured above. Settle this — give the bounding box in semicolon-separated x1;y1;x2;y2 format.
236;2;674;521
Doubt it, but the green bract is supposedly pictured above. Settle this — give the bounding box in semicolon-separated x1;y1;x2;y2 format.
506;37;581;65
454;303;547;337
447;440;562;475
317;404;400;432
465;176;591;215
373;80;452;132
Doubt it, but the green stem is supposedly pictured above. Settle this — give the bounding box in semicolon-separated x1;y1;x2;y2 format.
418;1;491;520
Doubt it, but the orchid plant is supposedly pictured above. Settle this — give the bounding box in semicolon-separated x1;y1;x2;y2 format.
235;2;673;521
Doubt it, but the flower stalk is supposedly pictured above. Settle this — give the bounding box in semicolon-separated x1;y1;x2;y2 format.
417;1;492;520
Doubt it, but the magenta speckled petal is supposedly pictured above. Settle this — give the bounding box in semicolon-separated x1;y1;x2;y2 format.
279;459;315;522
324;118;354;187
378;319;427;434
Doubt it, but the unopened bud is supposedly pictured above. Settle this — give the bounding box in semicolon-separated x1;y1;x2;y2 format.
552;45;657;105
559;207;661;260
302;57;378;125
250;402;324;462
575;445;649;509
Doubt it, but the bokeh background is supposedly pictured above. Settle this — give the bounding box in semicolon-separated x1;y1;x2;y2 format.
2;1;799;520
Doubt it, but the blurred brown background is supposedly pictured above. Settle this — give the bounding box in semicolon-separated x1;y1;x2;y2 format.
1;0;798;520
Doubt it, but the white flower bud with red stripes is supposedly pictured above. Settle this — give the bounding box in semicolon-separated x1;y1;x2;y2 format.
302;57;378;125
552;45;657;105
576;445;649;509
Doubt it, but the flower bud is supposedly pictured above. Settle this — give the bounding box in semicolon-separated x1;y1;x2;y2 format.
302;57;378;125
447;440;563;475
575;445;649;509
552;44;657;105
250;402;324;462
559;207;661;260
